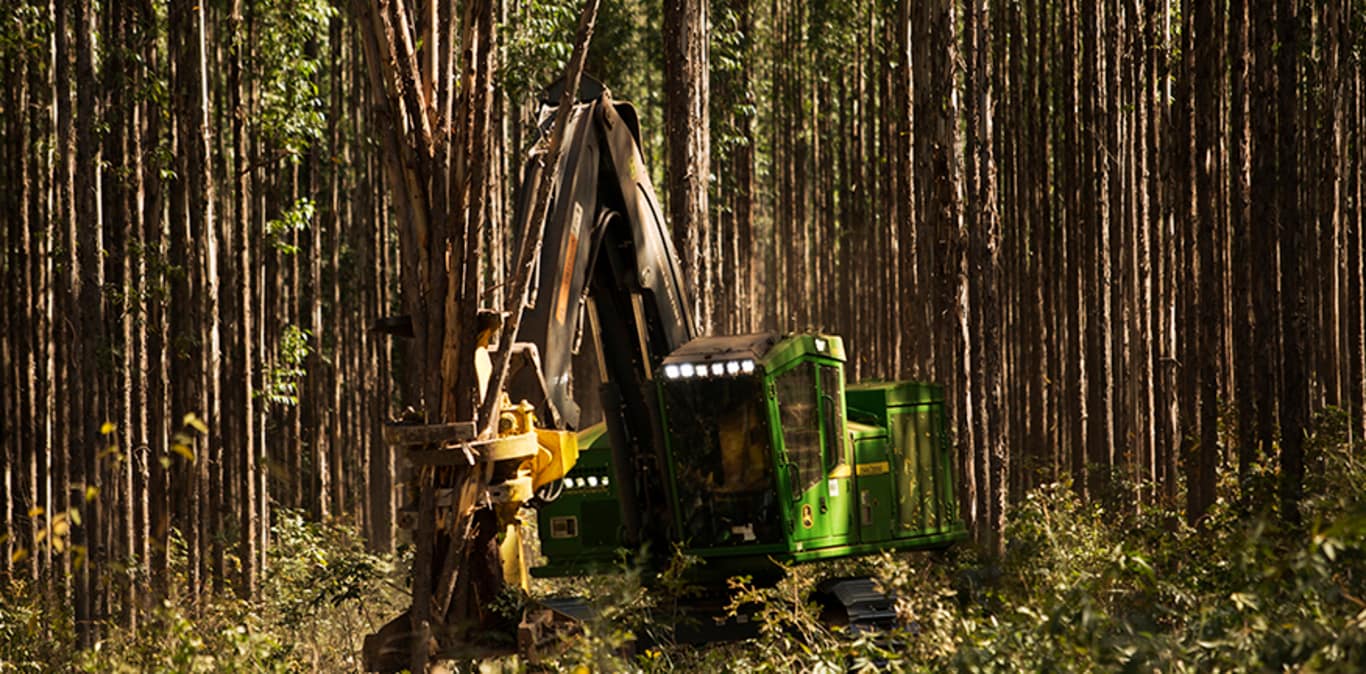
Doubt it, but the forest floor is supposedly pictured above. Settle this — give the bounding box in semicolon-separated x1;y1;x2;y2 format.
3;409;1363;673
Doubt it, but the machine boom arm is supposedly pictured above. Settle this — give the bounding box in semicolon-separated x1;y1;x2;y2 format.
509;88;695;549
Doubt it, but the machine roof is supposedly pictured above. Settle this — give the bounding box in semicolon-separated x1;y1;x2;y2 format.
662;332;779;365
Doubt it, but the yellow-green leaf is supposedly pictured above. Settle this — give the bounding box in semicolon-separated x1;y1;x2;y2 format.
11;547;28;564
183;413;209;434
67;508;81;527
100;421;116;435
172;443;196;463
85;486;98;502
28;506;44;518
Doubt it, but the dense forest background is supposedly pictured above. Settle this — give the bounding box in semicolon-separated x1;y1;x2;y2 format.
1;0;1365;665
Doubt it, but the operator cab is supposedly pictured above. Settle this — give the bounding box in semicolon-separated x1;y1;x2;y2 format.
658;332;855;564
658;333;782;548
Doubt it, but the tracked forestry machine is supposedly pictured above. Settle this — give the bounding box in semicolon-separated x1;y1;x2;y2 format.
364;81;966;671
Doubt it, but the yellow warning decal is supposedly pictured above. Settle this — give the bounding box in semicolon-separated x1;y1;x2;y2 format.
856;461;890;476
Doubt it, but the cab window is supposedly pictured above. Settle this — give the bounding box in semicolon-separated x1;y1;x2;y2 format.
775;362;822;498
818;364;848;470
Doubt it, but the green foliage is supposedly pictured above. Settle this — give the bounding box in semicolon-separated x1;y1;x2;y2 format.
501;0;661;108
52;510;404;673
8;421;1361;672
251;0;335;160
263;510;389;627
258;324;311;410
501;0;579;107
534;418;1366;672
709;3;755;168
0;578;73;672
499;0;667;190
0;2;48;60
265;198;316;255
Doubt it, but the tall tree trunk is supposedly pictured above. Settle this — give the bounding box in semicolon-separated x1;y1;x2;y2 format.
1229;0;1257;489
73;0;104;644
1190;0;1219;523
1251;0;1280;469
229;0;258;599
1277;0;1307;525
663;0;710;332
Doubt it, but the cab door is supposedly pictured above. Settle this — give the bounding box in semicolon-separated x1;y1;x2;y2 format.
773;360;854;549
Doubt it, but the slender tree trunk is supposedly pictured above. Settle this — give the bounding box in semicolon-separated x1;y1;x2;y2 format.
229;0;258;599
1190;0;1219;523
1229;0;1257;488
73;0;105;643
663;0;710;332
1251;0;1280;469
1277;0;1307;525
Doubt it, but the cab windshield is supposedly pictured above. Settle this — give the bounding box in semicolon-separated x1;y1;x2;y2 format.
662;374;781;547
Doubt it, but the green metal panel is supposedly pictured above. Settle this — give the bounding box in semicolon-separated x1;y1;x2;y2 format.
816;363;854;544
533;426;621;575
887;401;956;536
847;380;945;421
852;434;895;544
846;380;962;542
888;408;922;532
784;529;965;562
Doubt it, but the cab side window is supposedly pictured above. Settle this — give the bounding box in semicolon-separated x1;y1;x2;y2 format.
776;362;822;498
818;364;848;470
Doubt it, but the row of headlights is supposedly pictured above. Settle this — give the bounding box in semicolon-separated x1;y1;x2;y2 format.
565;474;610;490
662;359;757;379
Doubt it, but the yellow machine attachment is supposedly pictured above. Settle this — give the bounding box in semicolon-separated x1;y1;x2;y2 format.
468;309;579;590
364;328;580;673
482;394;578;590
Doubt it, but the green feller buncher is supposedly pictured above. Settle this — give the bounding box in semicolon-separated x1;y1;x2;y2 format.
364;80;965;670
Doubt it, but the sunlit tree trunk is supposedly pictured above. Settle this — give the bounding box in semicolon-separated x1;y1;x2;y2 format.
664;0;710;332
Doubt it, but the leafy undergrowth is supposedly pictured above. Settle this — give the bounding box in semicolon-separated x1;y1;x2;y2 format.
4;412;1364;672
537;410;1366;673
1;510;407;673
